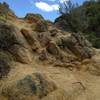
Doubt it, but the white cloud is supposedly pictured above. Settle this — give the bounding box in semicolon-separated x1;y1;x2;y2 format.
60;0;69;3
35;2;59;12
48;0;56;1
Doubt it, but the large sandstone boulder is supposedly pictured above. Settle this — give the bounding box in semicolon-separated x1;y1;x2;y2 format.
37;32;51;47
56;33;93;60
9;44;32;64
25;13;44;24
1;73;57;100
34;20;48;32
21;29;40;51
47;41;60;56
0;21;32;63
49;28;58;37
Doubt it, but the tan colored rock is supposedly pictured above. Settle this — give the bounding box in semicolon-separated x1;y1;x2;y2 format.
25;13;44;24
9;44;32;64
37;32;51;47
47;41;60;56
34;20;48;32
21;28;40;51
56;33;93;60
49;28;58;37
39;49;48;61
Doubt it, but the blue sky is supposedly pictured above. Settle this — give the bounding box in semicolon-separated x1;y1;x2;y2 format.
0;0;85;21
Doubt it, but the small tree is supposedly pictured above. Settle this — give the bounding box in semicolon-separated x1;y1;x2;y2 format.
59;0;88;32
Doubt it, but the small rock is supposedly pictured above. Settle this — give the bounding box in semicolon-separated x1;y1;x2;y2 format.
49;29;58;37
21;28;40;51
39;49;48;61
47;41;60;56
34;20;48;32
9;44;32;64
25;13;44;24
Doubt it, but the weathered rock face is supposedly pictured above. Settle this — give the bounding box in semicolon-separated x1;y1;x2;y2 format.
25;13;44;24
34;20;48;32
9;44;32;63
47;41;60;56
21;29;40;52
0;18;93;65
49;28;58;37
0;21;33;63
2;73;57;100
37;32;51;47
59;33;93;60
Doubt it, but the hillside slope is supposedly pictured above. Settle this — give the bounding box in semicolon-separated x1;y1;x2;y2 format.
0;2;100;100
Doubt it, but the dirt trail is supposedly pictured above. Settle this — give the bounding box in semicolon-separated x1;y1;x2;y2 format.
1;59;100;100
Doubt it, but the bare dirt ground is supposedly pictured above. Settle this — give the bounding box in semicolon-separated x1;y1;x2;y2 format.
1;54;100;100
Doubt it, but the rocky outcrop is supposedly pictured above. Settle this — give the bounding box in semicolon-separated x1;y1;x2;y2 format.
58;33;93;60
34;20;48;32
49;28;58;37
21;29;40;52
0;21;32;63
47;41;60;56
37;32;51;47
0;17;93;65
25;13;44;24
9;44;32;63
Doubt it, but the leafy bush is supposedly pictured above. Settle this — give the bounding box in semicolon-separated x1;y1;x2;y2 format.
58;0;100;48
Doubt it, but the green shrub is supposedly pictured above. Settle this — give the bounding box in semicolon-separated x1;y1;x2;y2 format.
58;0;100;48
